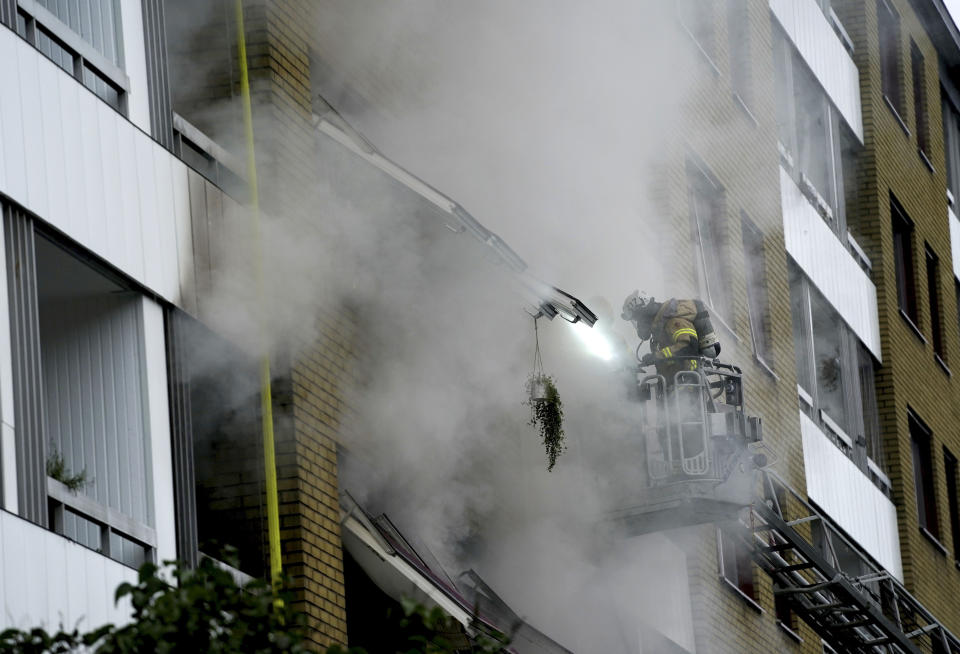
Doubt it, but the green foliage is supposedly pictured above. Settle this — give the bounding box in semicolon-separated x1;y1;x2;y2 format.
45;446;89;492
0;550;309;654
525;373;566;471
0;552;509;654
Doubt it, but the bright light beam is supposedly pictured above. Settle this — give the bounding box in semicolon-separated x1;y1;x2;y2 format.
573;321;614;361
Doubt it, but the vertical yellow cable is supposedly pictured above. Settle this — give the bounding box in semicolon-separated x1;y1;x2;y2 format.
235;0;283;595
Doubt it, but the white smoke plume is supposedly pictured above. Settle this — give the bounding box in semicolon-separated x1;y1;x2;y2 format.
171;1;715;651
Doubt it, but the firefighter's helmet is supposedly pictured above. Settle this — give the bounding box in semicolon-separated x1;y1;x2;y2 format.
621;290;652;321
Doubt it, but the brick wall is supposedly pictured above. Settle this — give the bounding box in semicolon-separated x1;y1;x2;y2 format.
835;0;960;631
661;1;819;651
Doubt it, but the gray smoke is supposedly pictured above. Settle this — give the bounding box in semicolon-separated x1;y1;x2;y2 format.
170;1;710;651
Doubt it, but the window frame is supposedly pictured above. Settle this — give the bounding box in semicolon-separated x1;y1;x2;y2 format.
741;214;774;369
772;26;853;240
687;160;732;325
911;40;931;167
14;0;129;113
789;261;885;488
727;0;754;116
892;196;920;328
677;0;718;70
944;448;960;565
910;411;941;543
878;0;906;123
717;527;762;612
926;245;946;365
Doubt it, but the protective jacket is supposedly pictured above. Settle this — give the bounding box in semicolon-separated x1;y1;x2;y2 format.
650;299;701;380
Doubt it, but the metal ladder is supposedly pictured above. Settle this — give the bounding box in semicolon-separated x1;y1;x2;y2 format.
739;471;960;654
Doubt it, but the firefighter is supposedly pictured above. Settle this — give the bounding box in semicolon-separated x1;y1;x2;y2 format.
620;291;721;383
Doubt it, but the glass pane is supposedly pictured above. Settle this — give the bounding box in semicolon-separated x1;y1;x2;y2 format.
793;58;834;209
789;264;814;392
858;344;881;465
809;286;848;432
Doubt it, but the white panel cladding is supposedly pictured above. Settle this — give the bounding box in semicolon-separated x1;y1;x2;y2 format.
770;0;863;141
78;88;107;254
38;61;67;229
633;532;696;653
0;30;27;205
18;42;48;220
950;205;960;281
0;27;193;306
121;0;152;134
800;411;903;579
142;297;177;564
0;510;136;632
781;166;882;358
58;72;87;242
40;294;151;525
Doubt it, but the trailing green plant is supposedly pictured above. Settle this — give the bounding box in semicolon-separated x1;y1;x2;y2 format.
525;373;566;471
46;446;90;493
0;549;509;653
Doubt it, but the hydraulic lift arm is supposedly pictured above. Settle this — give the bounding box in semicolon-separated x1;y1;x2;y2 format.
312;96;597;327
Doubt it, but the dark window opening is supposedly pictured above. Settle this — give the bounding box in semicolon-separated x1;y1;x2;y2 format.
719;528;756;602
878;0;904;116
911;41;930;157
910;412;939;539
945;449;960;563
926;246;945;360
742;215;773;367
177;314;267;579
892;197;918;324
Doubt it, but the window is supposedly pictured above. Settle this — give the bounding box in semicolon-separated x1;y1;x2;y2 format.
741;215;773;366
3;202;155;567
789;261;884;483
910;412;939;539
878;0;904;117
943;91;960;201
29;0;124;67
772;27;859;239
892;197;919;325
727;0;752;108
166;310;267;578
858;343;882;466
955;280;960;340
677;0;715;61
14;3;127;112
718;527;757;606
926;246;945;361
944;449;960;563
911;41;930;160
688;163;730;322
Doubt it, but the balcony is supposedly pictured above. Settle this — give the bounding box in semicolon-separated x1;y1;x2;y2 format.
800;411;902;579
770;0;863;141
780;166;881;359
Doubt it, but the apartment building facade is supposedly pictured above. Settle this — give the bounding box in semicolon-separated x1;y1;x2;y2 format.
3;0;960;652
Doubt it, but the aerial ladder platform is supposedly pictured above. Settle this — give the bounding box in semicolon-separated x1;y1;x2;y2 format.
613;357;960;654
740;470;960;654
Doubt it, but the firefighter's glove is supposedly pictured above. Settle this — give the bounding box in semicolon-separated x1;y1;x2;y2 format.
640;352;656;367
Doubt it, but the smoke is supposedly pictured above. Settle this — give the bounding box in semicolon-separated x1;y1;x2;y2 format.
169;1;711;651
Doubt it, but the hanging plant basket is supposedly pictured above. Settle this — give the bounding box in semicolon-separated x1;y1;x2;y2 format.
525;373;566;471
525;317;566;471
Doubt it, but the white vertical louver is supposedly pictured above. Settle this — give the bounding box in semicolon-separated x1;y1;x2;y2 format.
40;294;152;526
